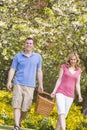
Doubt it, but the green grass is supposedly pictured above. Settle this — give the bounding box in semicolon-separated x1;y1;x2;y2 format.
0;125;34;130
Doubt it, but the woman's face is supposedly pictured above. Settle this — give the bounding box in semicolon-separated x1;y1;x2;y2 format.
70;55;77;66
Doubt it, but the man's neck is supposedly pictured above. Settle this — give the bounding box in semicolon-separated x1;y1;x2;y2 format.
24;50;33;57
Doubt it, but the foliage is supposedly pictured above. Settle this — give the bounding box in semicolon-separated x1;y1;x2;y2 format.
0;0;87;111
66;104;87;130
0;90;87;130
37;118;54;130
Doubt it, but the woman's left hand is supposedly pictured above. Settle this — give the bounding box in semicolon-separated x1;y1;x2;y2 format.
51;92;56;98
78;96;83;102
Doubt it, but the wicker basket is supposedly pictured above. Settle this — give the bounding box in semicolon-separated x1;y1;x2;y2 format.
35;91;55;117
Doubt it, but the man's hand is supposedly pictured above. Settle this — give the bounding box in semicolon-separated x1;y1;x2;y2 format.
6;68;15;91
7;82;13;91
38;86;43;93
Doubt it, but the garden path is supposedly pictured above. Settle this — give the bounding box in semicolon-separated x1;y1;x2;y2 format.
0;125;34;130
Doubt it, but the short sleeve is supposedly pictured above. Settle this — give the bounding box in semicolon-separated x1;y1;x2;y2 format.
11;55;18;69
61;64;66;70
78;68;82;74
37;54;42;69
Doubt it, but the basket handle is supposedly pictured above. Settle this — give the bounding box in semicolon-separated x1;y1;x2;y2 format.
37;90;55;102
42;91;51;96
36;88;51;97
42;91;55;102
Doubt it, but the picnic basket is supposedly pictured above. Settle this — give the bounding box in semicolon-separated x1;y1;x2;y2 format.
35;91;55;117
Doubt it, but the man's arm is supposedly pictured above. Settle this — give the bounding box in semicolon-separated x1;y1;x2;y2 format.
37;68;43;93
7;68;16;91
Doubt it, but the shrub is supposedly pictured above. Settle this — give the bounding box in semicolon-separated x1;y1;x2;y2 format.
66;103;87;130
0;90;87;130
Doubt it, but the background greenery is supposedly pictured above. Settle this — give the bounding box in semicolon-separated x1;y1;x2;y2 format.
0;90;87;130
0;0;87;129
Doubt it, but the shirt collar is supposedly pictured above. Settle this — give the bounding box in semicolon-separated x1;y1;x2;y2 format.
21;51;35;57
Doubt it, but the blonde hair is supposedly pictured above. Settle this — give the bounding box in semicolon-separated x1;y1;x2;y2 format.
66;52;80;70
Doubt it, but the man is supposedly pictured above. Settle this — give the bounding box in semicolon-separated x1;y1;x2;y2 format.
7;37;43;130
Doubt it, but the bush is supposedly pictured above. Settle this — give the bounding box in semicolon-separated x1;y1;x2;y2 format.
0;90;87;130
66;104;87;130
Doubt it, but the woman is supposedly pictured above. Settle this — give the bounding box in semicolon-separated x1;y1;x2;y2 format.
51;52;83;130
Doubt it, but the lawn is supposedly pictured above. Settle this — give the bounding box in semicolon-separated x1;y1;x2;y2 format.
0;125;34;130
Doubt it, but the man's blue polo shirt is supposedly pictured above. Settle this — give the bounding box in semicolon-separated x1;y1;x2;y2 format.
11;51;42;87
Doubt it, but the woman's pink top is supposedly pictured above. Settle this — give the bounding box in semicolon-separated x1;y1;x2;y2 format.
56;64;82;98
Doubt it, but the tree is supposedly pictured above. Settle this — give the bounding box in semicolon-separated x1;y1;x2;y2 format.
0;0;87;100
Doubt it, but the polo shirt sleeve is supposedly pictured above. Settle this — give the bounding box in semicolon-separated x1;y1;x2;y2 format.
11;55;18;69
37;54;42;69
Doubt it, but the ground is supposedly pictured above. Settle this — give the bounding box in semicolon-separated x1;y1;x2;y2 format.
0;125;34;130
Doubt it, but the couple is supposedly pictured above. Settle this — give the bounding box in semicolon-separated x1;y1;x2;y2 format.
7;37;83;130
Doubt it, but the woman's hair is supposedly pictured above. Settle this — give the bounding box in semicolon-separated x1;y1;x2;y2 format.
66;52;80;69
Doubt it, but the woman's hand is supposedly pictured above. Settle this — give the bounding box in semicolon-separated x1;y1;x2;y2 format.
51;92;56;98
78;96;83;102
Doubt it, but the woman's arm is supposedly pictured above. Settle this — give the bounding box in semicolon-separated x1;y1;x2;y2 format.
76;75;83;102
51;68;64;98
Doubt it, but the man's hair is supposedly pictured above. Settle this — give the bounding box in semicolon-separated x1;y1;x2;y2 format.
25;37;33;41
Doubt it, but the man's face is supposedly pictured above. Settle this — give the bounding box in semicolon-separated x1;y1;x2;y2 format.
24;39;34;51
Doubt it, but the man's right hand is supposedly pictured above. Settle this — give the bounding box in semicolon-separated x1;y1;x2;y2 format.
38;86;43;93
7;82;12;91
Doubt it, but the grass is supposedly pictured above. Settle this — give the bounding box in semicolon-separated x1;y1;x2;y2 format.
0;124;34;130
